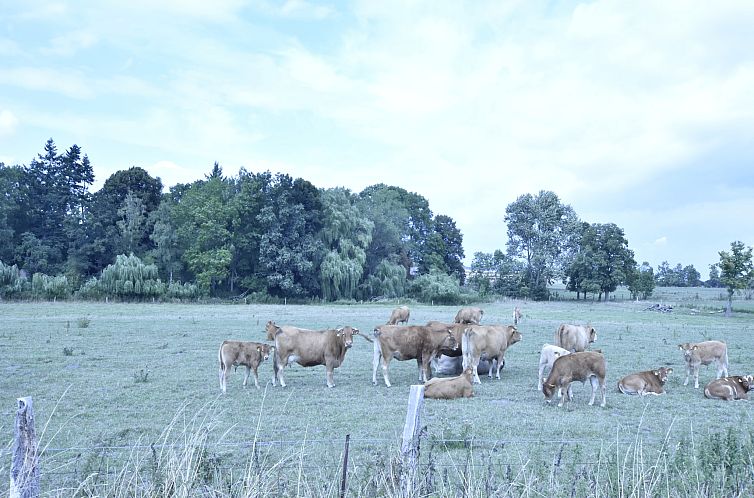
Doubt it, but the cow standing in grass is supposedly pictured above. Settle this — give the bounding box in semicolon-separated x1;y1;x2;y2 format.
387;306;410;325
554;324;596;352
218;341;273;393
462;325;522;384
542;351;606;407
679;341;728;388
537;344;571;392
454;307;484;325
372;323;458;387
267;323;359;388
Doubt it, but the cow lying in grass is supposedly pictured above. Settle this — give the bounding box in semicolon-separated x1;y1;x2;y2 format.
704;375;753;401
617;367;673;395
218;341;273;393
424;367;474;399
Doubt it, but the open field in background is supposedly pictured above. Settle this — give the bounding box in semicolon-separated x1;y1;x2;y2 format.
1;287;753;495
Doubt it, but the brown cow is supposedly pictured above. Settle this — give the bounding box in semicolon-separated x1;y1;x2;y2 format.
617;367;673;396
704;375;753;401
423;367;474;399
678;341;729;388
554;324;596;352
268;324;359;388
426;321;467;358
454;307;484;325
542;351;606;407
265;320;316;341
387;306;410;325
462;325;522;384
218;341;273;393
372;323;458;387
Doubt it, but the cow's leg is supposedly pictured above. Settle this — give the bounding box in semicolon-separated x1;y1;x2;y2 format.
683;364;691;386
252;366;260;389
372;341;381;385
558;385;567;407
717;360;728;379
693;366;700;389
242;366;251;388
382;354;392;388
599;378;606;407
494;355;504;380
416;358;424;382
538;362;546;391
326;363;335;388
472;357;482;384
421;356;432;383
220;364;228;394
588;376;598;406
276;354;287;388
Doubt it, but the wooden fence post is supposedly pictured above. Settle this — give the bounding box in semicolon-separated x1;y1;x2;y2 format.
340;434;350;498
10;397;39;498
400;385;424;497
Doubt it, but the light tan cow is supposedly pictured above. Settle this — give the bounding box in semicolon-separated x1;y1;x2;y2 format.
218;341;273;393
513;306;522;325
454;307;484;325
554;324;596;352
537;344;571;392
704;375;753;401
542;351;606;407
678;341;729;388
372;323;458;387
387;306;410;325
423;367;474;399
267;324;359;388
617;367;673;396
461;325;522;384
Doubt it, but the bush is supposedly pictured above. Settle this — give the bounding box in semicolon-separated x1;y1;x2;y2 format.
408;270;463;305
75;276;102;300
165;281;200;300
31;272;70;300
0;260;27;298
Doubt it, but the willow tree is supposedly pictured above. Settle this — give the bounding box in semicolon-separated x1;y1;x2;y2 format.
319;188;373;301
99;253;165;299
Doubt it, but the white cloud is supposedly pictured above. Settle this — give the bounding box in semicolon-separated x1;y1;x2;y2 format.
654;237;668;247
0;110;19;136
42;30;98;56
0;67;93;99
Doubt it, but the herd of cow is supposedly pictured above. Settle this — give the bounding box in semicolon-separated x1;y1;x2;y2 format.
217;305;753;404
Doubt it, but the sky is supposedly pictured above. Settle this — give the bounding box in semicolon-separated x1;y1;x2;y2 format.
1;0;753;276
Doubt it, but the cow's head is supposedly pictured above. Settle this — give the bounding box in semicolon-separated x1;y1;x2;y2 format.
587;326;597;343
678;343;697;361
542;380;557;402
442;329;459;351
462;367;475;381
653;367;673;384
265;321;280;341
740;375;753;392
258;344;273;361
336;326;358;348
508;326;522;346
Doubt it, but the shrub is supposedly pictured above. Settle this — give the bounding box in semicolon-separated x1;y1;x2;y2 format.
31;272;70;300
99;254;166;300
77;316;91;328
165;281;200;300
408;270;463;305
0;260;27;298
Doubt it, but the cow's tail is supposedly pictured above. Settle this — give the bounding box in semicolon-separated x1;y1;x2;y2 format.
358;333;374;343
218;342;226;388
461;329;473;370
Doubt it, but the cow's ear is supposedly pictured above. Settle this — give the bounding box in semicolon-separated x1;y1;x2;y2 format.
692;345;698;350
653;370;659;376
553;352;561;357
352;328;360;335
667;368;673;374
547;383;556;388
678;345;683;350
257;346;262;352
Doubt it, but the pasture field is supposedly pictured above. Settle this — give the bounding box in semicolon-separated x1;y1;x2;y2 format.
1;290;753;496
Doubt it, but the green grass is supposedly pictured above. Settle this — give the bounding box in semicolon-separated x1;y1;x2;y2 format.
1;289;753;495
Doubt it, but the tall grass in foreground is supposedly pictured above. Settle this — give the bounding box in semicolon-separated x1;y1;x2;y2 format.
38;403;754;498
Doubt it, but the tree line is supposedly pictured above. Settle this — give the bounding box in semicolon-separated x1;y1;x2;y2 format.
1;139;751;304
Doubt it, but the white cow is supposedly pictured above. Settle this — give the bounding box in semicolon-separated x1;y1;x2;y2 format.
537;344;571;392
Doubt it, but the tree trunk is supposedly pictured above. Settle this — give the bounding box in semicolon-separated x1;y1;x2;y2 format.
726;296;732;317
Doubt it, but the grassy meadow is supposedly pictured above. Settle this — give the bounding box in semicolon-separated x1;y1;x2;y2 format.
1;289;753;496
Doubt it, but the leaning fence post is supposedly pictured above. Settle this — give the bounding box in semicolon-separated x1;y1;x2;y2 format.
401;385;424;497
340;434;350;498
10;397;40;498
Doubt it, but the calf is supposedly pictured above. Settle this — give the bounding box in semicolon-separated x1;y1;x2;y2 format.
513;306;522;325
554;324;596;352
542;351;606;407
704;375;753;401
454;307;484;325
617;367;673;395
387;306;410;325
372;323;457;387
218;341;273;393
678;341;728;388
462;325;521;384
423;367;474;399
269;324;359;388
537;344;571;392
